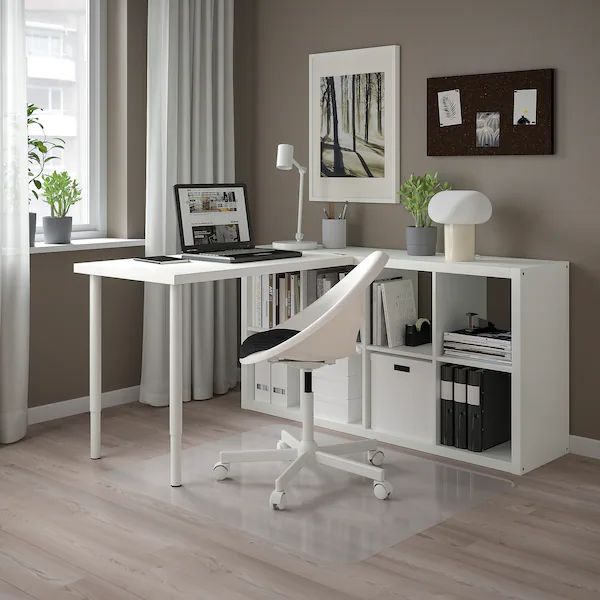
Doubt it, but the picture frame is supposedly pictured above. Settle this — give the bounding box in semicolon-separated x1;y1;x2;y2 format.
309;45;400;204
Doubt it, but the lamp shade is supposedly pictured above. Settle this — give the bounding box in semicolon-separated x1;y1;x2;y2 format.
276;144;294;170
428;190;492;225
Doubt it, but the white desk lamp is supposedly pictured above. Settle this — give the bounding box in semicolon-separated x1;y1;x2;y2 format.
272;144;318;250
428;190;492;261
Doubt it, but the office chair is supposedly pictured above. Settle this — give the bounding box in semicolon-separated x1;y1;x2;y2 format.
213;250;393;510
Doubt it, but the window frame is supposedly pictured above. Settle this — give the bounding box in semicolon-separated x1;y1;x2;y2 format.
33;0;107;240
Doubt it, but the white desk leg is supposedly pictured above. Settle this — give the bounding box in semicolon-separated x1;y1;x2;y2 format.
169;284;183;487
90;275;102;459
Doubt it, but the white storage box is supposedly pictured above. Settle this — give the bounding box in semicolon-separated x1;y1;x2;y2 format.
370;353;434;442
318;355;362;379
314;393;361;424
314;355;362;423
313;374;361;401
270;363;300;408
254;361;270;403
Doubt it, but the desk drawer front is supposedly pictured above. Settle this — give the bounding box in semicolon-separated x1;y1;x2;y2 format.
370;353;434;442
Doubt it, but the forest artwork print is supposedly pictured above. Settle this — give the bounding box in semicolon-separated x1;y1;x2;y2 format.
320;72;384;178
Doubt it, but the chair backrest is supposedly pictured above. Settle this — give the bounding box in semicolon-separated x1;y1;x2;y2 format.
240;251;388;364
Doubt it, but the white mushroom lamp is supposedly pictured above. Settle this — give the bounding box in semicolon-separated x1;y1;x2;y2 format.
428;190;492;262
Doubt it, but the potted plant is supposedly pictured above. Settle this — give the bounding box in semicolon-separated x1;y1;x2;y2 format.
41;171;82;244
398;172;451;256
27;104;64;247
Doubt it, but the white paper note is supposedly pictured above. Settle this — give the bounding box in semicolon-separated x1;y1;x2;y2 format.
513;89;537;125
438;89;462;127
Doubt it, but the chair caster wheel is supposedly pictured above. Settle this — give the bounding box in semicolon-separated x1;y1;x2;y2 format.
269;490;287;510
212;462;230;481
368;449;384;467
373;480;393;500
276;440;290;450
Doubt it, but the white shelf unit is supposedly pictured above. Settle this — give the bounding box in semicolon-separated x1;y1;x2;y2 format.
240;248;569;475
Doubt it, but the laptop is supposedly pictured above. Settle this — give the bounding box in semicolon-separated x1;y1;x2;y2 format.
174;184;302;263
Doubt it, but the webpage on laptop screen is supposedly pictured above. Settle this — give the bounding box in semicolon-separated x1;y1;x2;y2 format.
177;186;251;247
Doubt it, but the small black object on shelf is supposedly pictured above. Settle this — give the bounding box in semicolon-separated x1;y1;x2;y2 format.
405;319;431;347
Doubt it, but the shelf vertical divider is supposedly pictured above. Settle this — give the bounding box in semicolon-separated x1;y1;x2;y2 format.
361;286;372;429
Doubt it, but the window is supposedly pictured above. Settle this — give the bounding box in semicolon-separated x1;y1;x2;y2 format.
26;0;106;237
27;86;64;112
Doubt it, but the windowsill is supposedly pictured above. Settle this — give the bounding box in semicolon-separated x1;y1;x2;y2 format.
30;237;145;254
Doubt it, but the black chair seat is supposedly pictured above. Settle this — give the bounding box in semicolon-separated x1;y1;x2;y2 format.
240;328;300;359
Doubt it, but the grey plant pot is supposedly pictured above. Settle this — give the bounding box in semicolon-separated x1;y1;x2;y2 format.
29;212;36;247
43;216;72;244
406;226;437;256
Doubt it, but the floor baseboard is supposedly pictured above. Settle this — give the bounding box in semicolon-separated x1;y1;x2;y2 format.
569;435;600;460
27;391;600;463
28;386;140;425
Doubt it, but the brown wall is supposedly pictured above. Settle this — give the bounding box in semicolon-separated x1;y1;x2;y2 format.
234;0;257;192
29;247;144;407
235;0;600;440
107;0;147;239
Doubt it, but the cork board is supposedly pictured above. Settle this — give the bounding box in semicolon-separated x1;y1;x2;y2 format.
427;69;554;156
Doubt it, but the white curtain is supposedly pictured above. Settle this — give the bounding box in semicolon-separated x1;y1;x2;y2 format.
141;0;238;406
0;0;29;443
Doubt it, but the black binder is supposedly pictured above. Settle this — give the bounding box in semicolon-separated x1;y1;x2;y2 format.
440;364;455;446
453;367;469;449
467;369;511;452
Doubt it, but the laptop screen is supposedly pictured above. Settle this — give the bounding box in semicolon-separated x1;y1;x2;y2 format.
174;184;251;250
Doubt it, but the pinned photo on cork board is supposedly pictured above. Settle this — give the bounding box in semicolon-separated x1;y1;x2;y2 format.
513;89;537;125
476;112;500;148
427;68;554;156
438;89;462;127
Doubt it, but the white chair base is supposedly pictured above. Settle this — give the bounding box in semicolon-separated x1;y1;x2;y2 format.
213;370;393;510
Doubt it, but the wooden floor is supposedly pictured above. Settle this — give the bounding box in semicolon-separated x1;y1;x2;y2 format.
1;392;599;600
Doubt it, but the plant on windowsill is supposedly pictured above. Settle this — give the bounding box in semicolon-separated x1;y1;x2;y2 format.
41;171;82;244
27;103;64;247
398;172;451;256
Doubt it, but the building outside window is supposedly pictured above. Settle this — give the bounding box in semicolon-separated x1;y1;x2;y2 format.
25;0;106;237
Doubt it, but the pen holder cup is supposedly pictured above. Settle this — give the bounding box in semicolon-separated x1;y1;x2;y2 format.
322;219;347;249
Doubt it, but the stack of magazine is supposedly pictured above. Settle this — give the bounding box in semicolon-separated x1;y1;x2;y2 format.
443;328;512;365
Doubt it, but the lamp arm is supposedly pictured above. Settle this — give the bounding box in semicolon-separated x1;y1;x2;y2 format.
294;163;307;242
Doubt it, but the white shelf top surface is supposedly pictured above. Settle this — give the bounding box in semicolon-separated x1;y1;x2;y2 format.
317;247;568;277
366;343;433;361
74;246;568;284
437;354;512;373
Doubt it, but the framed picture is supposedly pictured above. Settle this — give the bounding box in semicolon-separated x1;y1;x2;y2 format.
309;45;400;204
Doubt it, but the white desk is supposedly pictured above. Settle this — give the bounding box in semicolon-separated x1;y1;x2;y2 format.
73;251;354;486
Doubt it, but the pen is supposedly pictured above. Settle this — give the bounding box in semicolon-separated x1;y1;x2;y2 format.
341;201;348;220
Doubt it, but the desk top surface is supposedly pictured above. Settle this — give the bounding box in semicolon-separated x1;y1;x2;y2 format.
73;247;568;285
73;251;355;285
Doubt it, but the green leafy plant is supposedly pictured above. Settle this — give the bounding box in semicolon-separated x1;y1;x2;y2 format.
397;172;451;227
28;103;64;202
41;171;82;218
